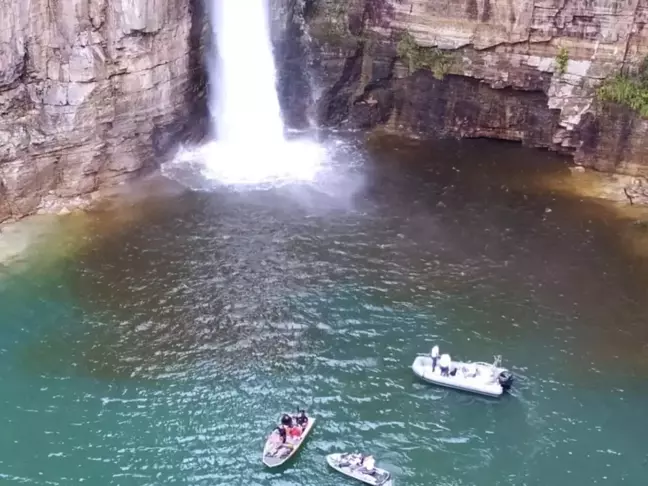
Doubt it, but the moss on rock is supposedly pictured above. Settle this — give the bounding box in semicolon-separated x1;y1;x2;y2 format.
397;32;453;79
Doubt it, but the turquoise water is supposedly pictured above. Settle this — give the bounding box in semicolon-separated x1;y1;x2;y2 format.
1;136;647;485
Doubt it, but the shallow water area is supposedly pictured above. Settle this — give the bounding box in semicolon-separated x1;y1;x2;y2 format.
0;212;97;273
1;134;648;485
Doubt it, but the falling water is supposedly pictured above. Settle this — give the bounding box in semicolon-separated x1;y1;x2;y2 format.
166;0;325;188
210;0;284;144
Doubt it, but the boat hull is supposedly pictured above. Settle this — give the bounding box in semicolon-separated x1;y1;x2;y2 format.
412;355;509;397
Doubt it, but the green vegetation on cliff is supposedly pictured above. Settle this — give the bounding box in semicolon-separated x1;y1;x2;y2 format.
555;47;569;75
597;57;648;117
397;32;453;79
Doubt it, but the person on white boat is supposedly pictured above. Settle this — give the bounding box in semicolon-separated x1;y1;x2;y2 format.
296;410;308;428
340;453;363;467
430;345;440;371
439;353;451;376
274;425;287;444
361;455;376;475
348;453;363;466
464;363;478;378
280;414;293;428
287;424;302;439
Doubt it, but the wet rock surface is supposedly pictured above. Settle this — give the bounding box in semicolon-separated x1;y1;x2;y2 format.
0;0;208;222
274;0;648;201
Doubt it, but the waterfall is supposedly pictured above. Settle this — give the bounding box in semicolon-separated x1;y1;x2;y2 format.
210;0;284;144
165;0;324;188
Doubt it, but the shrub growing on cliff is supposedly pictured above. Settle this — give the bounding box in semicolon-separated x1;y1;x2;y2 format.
597;57;648;117
597;76;648;117
397;32;453;79
555;47;569;75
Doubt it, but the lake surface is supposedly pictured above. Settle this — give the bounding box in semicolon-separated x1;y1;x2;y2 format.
1;134;647;485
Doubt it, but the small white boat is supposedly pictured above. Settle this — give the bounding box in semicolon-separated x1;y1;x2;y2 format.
326;453;393;486
262;413;315;467
412;350;513;397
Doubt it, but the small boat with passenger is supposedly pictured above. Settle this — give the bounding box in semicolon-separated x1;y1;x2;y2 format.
412;345;514;397
262;410;315;467
326;452;392;486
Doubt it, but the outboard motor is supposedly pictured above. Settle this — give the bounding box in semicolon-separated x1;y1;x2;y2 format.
498;370;514;391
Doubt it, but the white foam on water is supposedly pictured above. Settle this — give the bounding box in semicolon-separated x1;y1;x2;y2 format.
174;138;325;188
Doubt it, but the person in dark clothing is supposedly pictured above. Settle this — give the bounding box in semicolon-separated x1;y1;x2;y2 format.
280;414;293;428
275;425;287;443
296;410;308;428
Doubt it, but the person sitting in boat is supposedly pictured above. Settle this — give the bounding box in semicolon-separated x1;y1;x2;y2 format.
439;353;451;376
340;453;363;467
361;455;376;475
430;345;440;371
463;363;478;378
280;414;293;428
287;425;302;438
296;410;308;428
274;425;287;444
350;453;364;466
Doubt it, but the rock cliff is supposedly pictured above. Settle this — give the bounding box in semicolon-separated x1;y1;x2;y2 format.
4;0;648;221
277;0;648;201
0;0;207;222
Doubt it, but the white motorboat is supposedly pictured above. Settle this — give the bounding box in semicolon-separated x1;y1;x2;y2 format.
326;453;392;486
412;349;513;397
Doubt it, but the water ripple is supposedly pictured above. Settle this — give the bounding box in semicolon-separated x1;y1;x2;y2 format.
3;137;648;485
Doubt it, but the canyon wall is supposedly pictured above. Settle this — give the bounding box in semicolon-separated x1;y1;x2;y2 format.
3;0;648;222
280;0;648;198
0;0;207;222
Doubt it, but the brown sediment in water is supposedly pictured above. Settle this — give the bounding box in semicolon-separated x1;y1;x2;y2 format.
368;132;648;260
525;168;648;259
0;172;188;270
0;212;93;269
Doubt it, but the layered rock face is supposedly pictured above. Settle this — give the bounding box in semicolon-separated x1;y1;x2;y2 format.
0;0;207;222
3;0;648;222
285;0;648;188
